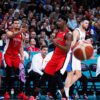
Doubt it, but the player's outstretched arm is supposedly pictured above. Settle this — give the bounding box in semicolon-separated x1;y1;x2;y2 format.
6;28;26;38
6;30;21;38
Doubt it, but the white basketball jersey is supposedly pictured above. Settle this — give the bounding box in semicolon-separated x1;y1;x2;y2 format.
76;28;86;41
61;27;86;73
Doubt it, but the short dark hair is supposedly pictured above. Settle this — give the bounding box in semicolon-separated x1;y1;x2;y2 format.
12;18;19;23
40;45;48;50
58;15;68;23
81;17;89;22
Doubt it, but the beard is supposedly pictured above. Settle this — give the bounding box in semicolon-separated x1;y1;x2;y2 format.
82;25;88;30
14;27;20;30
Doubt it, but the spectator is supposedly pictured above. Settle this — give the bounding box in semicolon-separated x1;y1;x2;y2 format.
67;13;77;31
76;15;81;27
23;33;30;50
90;14;95;25
30;31;39;46
30;18;37;30
0;34;7;51
50;7;60;22
25;45;48;96
3;1;12;13
38;30;49;44
28;11;34;26
44;18;52;36
0;8;3;21
8;8;14;20
30;31;37;39
94;20;100;42
48;32;56;52
35;3;44;21
89;22;97;42
61;3;69;16
38;37;48;48
43;0;53;16
26;38;40;52
19;8;26;19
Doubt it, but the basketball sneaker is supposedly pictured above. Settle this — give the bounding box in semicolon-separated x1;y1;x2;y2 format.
4;92;10;100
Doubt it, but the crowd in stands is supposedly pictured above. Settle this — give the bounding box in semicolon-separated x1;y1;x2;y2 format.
0;0;100;99
0;0;99;52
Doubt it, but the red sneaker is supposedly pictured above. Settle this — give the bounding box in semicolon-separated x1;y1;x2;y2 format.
4;92;10;100
18;92;28;100
22;93;28;100
62;97;67;100
29;96;35;100
18;92;23;99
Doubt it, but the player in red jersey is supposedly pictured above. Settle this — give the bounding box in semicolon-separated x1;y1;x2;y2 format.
4;19;28;100
36;15;73;99
44;21;69;75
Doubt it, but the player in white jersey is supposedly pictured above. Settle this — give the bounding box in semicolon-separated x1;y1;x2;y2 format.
63;19;91;98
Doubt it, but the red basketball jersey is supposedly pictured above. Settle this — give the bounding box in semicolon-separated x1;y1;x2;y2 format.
5;34;22;56
4;31;22;68
54;28;69;56
44;28;69;75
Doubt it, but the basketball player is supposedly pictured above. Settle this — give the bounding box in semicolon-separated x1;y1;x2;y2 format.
4;19;28;100
63;18;91;98
36;15;72;98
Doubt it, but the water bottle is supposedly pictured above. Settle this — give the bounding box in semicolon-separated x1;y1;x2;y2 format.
11;88;14;99
83;93;88;99
36;92;41;100
46;95;50;100
36;96;39;100
75;92;79;100
93;91;96;100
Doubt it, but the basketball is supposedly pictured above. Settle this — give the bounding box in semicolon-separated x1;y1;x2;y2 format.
73;41;94;60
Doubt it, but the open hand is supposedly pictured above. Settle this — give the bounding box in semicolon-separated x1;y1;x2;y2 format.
20;28;27;33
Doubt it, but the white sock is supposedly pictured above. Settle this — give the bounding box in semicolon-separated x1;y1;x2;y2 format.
64;87;69;98
57;90;62;97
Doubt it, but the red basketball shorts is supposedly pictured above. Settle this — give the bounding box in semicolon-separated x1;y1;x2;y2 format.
4;54;20;69
44;55;66;75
